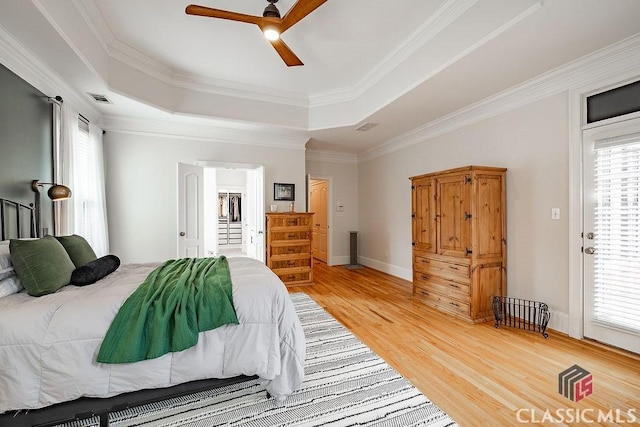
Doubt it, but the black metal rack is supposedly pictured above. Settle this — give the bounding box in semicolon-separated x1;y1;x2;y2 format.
493;296;551;338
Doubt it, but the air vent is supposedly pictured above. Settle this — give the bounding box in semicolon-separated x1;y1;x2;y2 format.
87;93;112;104
355;122;378;132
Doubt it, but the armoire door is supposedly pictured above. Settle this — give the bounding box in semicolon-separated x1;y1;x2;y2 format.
436;174;472;257
412;177;436;253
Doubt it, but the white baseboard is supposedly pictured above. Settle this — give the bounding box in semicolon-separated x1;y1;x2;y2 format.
358;256;413;281
329;255;350;266
547;310;569;335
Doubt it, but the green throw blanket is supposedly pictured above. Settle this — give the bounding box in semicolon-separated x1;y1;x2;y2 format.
97;256;238;364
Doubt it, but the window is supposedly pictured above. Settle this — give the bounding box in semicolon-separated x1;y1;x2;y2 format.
70;117;108;255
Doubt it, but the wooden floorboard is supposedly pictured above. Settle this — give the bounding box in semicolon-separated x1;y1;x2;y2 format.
288;262;640;426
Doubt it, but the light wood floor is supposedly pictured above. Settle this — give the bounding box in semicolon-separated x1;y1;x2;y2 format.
288;262;640;427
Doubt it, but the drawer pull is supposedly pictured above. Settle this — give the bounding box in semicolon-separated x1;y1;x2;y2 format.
449;302;460;307
421;275;430;280
288;234;296;238
420;290;429;296
421;259;430;264
448;265;459;270
449;282;460;289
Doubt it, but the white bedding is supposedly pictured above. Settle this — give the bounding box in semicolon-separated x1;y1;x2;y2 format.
0;257;305;413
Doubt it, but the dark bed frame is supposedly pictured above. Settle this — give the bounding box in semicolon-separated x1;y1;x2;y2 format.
0;198;256;427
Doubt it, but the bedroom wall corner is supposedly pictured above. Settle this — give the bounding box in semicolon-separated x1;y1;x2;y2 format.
103;131;306;263
0;63;54;236
357;92;571;332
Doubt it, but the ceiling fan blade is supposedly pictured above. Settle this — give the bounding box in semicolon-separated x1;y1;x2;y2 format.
280;0;327;33
269;38;303;67
185;4;262;25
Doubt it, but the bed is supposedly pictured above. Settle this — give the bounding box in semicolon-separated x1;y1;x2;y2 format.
0;198;306;425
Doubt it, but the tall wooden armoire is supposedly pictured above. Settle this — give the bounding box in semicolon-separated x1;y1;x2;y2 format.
410;165;506;322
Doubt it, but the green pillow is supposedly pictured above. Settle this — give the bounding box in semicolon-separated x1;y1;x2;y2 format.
9;236;76;297
55;235;97;268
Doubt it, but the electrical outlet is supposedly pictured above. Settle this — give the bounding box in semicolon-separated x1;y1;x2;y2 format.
551;208;560;220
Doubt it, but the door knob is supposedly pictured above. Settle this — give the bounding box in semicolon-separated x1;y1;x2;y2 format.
585;247;595;255
179;232;186;237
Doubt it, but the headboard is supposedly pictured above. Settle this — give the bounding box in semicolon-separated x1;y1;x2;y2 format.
0;198;36;240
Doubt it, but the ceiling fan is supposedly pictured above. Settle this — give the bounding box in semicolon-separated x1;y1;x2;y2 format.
185;0;327;67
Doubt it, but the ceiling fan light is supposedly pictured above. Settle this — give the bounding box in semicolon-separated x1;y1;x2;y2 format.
264;28;280;41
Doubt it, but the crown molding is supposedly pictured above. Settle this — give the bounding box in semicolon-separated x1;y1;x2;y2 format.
0;22;101;122
108;39;310;108
100;114;310;150
73;0;114;50
73;0;484;113
308;0;479;108
357;32;640;163
305;149;358;165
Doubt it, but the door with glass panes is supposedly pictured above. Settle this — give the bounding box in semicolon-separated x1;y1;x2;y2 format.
583;117;640;354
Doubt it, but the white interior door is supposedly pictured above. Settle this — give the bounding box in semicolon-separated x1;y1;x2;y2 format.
583;117;640;354
177;162;204;258
253;166;265;262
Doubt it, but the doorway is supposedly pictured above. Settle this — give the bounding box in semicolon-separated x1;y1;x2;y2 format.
582;117;640;354
309;178;328;263
178;162;265;262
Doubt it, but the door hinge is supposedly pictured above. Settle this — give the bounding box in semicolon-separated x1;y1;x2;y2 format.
412;242;416;246
465;212;472;220
465;247;473;256
464;176;472;184
411;185;415;190
411;214;416;218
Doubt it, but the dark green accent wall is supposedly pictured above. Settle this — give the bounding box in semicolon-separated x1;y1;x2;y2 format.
0;63;53;235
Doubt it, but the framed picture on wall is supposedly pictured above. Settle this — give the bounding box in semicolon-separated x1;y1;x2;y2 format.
274;183;295;201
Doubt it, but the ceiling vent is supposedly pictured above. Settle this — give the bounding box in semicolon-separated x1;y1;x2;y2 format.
355;122;378;132
87;93;112;104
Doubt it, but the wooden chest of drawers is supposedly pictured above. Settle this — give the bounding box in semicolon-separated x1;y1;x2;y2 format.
266;212;313;285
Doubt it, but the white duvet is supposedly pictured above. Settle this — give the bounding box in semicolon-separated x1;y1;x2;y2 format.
0;257;305;413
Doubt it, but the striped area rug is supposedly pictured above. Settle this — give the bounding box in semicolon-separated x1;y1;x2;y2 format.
63;293;457;427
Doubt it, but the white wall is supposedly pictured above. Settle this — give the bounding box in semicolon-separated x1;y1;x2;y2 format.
103;132;306;263
358;92;570;329
306;160;359;265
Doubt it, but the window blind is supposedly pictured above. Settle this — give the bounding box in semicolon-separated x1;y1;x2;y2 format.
593;134;640;332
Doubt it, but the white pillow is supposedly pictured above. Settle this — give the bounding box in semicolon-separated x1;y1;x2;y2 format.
0;266;14;280
0;275;23;298
0;241;11;270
